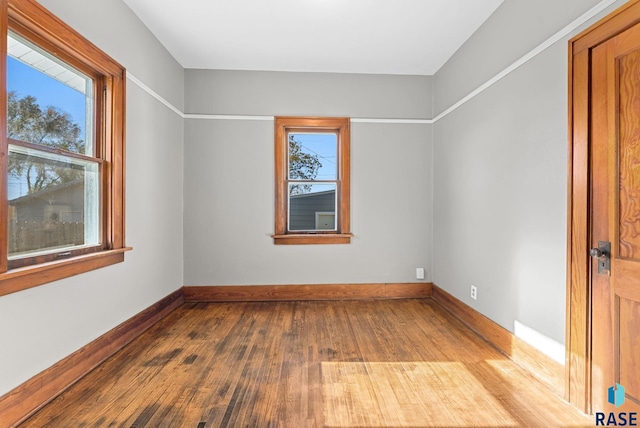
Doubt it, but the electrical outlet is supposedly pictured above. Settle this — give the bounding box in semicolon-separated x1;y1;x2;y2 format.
416;268;425;280
470;285;477;300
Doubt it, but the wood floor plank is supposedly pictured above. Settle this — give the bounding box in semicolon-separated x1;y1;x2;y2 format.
19;299;593;428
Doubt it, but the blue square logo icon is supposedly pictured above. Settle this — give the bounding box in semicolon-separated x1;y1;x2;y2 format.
608;383;625;407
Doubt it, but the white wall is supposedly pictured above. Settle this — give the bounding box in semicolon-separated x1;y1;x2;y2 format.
0;0;184;396
186;69;431;119
183;71;433;286
432;0;627;361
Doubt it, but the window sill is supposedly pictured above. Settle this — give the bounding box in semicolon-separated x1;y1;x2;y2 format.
272;234;352;245
0;247;132;297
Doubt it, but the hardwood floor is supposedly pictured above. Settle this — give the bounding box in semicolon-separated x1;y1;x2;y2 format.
20;300;593;427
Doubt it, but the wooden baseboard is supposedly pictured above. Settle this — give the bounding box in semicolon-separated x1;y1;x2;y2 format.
0;289;184;427
431;284;565;397
182;283;433;302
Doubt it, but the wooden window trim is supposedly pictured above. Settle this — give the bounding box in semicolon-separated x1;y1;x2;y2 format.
0;0;130;297
273;117;351;245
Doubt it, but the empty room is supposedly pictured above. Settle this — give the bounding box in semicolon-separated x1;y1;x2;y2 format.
0;0;639;426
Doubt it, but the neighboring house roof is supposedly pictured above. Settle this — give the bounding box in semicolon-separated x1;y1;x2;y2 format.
9;179;83;205
289;189;335;199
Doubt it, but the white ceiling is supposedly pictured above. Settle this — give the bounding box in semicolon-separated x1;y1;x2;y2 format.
122;0;504;75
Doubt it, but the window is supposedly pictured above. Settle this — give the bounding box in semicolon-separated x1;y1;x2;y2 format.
0;0;127;296
273;117;351;244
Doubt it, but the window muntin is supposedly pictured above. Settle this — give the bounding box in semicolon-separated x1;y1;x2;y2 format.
274;117;351;244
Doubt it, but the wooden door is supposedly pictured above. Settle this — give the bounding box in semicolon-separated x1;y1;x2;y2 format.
590;21;640;414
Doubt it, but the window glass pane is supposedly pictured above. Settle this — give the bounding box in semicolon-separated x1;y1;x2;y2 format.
288;183;336;231
288;133;337;181
8;145;100;258
7;32;94;155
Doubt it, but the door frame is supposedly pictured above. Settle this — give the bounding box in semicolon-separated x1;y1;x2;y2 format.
567;0;640;413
